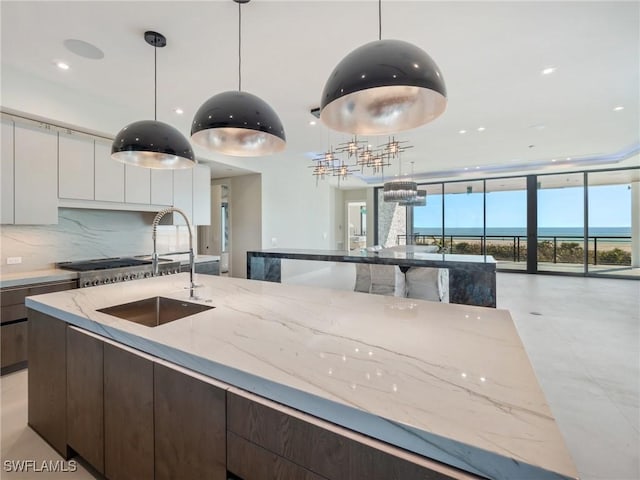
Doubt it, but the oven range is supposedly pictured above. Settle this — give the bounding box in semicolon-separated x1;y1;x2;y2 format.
57;257;181;288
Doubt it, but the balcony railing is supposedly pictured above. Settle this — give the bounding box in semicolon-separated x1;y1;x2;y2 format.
396;234;632;266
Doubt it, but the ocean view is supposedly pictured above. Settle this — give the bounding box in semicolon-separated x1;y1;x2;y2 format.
414;227;631;237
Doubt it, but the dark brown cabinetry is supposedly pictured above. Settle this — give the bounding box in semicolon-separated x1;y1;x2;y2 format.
227;391;466;480
104;343;154;480
1;280;76;374
227;431;327;480
66;327;104;474
28;311;474;480
27;310;68;458
154;364;227;479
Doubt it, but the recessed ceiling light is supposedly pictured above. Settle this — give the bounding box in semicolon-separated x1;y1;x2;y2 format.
477;127;485;132
56;61;70;70
309;120;317;126
541;66;556;75
459;129;467;134
63;39;104;60
566;157;572;161
551;159;557;162
174;108;184;115
613;106;624;111
475;166;480;169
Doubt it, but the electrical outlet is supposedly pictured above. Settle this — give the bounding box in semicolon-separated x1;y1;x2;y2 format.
271;237;278;247
7;257;22;265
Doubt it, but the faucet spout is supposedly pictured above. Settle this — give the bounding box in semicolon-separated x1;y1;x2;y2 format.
152;207;196;298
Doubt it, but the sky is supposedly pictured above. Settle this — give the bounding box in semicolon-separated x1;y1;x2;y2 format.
413;184;632;230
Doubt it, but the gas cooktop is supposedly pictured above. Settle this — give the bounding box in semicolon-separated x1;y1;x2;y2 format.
57;257;152;272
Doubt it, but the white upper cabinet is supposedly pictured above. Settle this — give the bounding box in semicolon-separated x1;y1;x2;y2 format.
173;168;193;225
94;140;125;203
151;170;173;206
58;131;95;200
1;119;14;224
13;122;58;224
125;165;151;205
193;164;211;226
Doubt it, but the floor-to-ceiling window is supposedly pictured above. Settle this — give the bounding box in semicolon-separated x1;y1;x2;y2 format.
537;173;586;274
375;166;639;279
485;177;528;271
410;183;443;247
443;180;485;254
587;169;639;277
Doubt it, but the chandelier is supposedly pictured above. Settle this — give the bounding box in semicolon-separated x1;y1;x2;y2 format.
310;135;412;185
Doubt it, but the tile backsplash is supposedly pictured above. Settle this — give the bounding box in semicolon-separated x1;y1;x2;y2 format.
0;208;193;274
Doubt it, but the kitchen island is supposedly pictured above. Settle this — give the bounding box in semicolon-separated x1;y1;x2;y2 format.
26;273;576;480
247;248;497;307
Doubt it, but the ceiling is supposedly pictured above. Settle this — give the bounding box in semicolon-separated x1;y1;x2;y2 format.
1;1;639;185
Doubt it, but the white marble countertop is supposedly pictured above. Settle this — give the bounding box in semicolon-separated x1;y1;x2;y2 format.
25;274;576;480
0;268;78;288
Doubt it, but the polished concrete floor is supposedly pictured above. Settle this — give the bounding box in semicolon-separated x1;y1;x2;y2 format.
1;273;638;479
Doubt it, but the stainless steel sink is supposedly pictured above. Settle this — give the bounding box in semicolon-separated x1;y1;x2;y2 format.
97;296;214;327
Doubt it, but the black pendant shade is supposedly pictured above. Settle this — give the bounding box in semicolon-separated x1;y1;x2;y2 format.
321;39;447;135
111;31;195;169
191;91;286;157
112;120;195;169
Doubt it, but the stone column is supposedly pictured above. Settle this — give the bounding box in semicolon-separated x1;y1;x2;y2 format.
632;182;640;268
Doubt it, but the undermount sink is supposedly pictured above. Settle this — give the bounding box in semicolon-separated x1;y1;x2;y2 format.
97;296;214;327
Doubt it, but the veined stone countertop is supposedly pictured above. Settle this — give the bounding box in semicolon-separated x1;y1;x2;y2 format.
25;273;576;480
0;268;78;289
250;248;497;266
0;256;220;288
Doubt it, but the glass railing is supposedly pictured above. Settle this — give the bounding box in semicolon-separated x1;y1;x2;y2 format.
396;234;632;266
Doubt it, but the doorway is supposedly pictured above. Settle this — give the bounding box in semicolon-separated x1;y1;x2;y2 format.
347;202;367;251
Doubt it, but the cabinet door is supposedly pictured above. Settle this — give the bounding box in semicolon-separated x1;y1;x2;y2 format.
154;363;226;480
58;132;95;200
27;310;68;458
1;118;14;224
193;164;211;225
104;343;154;480
151;169;173;206
94;141;125;202
67;328;104;474
125;164;150;204
0;321;27;371
173;168;193;225
14;123;58;224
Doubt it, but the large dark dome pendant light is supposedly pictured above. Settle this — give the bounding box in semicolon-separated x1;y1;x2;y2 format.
320;0;447;135
191;0;286;157
112;31;195;169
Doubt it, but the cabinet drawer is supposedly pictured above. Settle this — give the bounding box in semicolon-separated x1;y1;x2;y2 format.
227;431;327;480
227;392;348;479
227;392;474;480
1;320;27;368
1;280;77;308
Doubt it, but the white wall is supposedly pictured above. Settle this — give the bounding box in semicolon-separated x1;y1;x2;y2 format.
230;174;261;278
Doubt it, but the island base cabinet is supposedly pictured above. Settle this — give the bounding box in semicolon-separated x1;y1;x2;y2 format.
27;310;68;458
154;364;227;479
104;344;154;480
66;327;104;474
227;391;469;480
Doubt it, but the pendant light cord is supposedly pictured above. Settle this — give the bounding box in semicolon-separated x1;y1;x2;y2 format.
154;34;157;121
378;0;382;40
238;0;242;91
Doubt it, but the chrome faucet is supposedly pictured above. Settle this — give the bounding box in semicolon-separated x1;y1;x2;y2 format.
152;207;196;299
